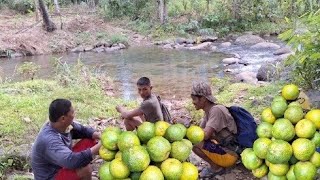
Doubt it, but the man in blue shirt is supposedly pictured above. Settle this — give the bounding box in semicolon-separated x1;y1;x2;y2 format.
31;99;101;180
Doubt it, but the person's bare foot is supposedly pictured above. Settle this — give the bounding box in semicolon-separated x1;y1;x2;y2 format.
199;167;225;178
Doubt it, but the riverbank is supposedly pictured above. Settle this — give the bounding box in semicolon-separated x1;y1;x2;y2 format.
0;7;151;58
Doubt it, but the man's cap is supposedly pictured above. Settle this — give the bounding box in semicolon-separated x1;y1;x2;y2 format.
191;81;217;103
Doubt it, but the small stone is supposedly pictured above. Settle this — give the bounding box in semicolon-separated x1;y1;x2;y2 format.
163;44;173;49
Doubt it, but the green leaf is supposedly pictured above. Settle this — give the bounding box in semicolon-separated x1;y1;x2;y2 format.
310;53;320;60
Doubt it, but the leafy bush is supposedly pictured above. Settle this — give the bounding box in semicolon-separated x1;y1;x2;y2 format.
279;11;320;90
9;0;35;14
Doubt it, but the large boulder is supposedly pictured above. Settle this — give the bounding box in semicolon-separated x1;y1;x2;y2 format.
188;42;212;50
235;35;265;46
273;47;292;55
250;42;280;50
256;63;277;81
235;71;258;84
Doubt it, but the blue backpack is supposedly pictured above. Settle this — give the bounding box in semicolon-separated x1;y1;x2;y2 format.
227;106;258;148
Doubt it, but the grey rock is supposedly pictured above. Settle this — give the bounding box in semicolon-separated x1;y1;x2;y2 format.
105;46;121;52
188;42;212;50
306;89;320;108
211;46;218;51
199;36;218;43
10;52;24;58
185;44;194;47
257;63;276;81
274;47;292;55
175;38;188;44
250;42;280;50
94;41;110;48
163;44;173;49
173;44;186;49
219;42;232;48
222;58;239;65
153;41;163;45
232;53;241;59
71;46;84;52
275;53;293;61
235;35;265;45
93;47;105;53
235;71;258;84
118;43;126;49
84;46;94;52
186;39;195;44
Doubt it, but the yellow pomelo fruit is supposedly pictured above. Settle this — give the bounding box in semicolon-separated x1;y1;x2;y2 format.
286;165;295;180
241;148;263;170
310;151;320;168
181;139;193;149
147;136;171;162
271;100;288;118
311;131;320;147
115;151;122;160
282;84;300;101
140;166;164;180
101;130;121;150
266;140;293;164
284;106;304;124
271;118;295;141
137;122;156;143
269;163;289;176
292;138;315;161
117;131;140;152
294;161;317;180
109;158;130;179
295;119;316;138
99;162;114;180
261;108;276;124
161;158;183;180
186;125;205;144
253;138;272;159
170;141;192;162
122;146;150;172
256;122;273;138
180;162;198;180
130;172;141;180
305;109;320;129
164;123;187;142
155;121;170;136
268;172;287;180
252;163;268;178
99;146;117;161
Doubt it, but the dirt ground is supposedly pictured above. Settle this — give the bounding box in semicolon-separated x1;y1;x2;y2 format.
0;6;150;57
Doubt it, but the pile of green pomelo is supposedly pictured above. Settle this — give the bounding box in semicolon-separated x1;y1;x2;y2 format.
241;84;320;180
98;120;205;180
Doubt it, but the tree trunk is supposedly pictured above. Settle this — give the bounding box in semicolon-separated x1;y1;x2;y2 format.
34;0;40;21
158;0;168;24
231;0;241;20
53;0;61;15
38;0;57;32
206;0;210;12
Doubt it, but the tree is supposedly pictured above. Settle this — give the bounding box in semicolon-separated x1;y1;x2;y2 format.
53;0;61;15
38;0;57;32
158;0;168;24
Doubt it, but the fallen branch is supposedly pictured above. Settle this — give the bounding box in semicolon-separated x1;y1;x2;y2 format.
15;20;42;34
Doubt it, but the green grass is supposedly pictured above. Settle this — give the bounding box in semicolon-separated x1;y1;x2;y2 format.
0;61;136;148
